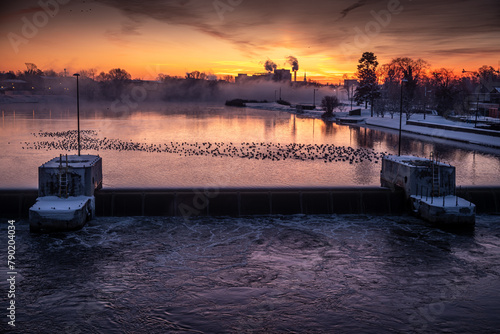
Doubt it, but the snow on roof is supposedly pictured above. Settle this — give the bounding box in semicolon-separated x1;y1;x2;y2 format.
384;155;452;167
41;154;101;168
30;196;94;220
411;195;475;210
31;196;93;211
1;79;28;84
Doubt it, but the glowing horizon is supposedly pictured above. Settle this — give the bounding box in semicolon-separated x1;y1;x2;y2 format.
1;0;499;84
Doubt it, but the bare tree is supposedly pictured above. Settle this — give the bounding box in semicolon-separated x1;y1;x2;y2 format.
222;75;235;83
321;96;340;117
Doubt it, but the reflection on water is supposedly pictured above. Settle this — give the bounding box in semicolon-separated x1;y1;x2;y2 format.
0;103;499;188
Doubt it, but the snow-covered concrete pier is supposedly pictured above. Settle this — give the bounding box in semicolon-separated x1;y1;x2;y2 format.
410;195;475;226
381;155;475;227
29;154;102;232
38;154;102;197
29;196;95;231
381;155;456;199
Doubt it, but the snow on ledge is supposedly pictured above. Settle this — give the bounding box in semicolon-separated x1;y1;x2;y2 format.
411;195;475;210
384;155;452;167
41;155;100;169
30;196;94;211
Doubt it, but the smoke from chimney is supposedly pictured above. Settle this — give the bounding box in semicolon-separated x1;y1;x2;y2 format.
286;56;299;81
264;60;278;73
286;56;299;72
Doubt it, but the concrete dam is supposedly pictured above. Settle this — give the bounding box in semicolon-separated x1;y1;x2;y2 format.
1;186;499;219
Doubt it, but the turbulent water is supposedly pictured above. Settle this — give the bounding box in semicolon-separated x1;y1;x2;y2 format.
2;215;500;333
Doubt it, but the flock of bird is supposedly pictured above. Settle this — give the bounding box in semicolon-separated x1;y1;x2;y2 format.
25;130;386;164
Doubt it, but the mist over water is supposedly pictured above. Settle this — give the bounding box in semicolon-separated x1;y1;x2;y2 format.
1;102;499;188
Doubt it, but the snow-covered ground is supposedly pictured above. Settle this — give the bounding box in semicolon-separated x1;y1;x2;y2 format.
365;113;500;149
244;102;500;149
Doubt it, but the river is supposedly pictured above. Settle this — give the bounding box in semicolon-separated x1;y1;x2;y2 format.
1;214;499;333
1;102;500;333
1;102;499;188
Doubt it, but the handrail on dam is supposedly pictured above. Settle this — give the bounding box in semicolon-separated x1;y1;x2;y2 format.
1;186;499;219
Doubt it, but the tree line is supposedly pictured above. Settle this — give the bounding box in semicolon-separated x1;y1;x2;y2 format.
352;52;500;118
0;64;235;101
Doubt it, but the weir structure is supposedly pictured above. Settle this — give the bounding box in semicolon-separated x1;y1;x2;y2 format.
1;186;498;220
381;154;476;227
29;154;102;232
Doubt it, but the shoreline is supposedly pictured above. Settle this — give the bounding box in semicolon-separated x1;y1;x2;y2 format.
3;96;498;150
244;102;500;149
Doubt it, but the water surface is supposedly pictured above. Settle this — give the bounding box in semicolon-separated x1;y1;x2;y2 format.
1;215;499;333
1;103;499;188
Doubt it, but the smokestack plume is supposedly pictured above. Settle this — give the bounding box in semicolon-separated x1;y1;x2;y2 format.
286;56;299;81
264;60;278;73
286;56;299;71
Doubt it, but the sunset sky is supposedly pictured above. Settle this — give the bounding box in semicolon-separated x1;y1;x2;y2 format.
1;0;499;83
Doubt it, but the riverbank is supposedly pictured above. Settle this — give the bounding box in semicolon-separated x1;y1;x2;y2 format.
245;102;500;149
364;114;500;149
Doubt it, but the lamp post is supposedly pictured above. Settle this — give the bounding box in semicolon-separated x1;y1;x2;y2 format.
73;73;81;156
313;88;318;108
424;86;431;120
350;85;354;110
462;69;480;127
398;79;408;156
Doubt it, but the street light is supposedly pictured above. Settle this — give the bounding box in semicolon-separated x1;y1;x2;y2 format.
424;86;432;120
398;79;408;156
313;88;318;108
350;85;354;110
73;73;81;156
462;69;480;127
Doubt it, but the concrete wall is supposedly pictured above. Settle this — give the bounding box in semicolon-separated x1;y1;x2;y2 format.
38;168;85;197
93;187;406;217
1;187;498;219
381;158;455;198
38;156;103;197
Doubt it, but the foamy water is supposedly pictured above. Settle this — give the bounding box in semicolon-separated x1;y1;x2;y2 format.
1;214;499;333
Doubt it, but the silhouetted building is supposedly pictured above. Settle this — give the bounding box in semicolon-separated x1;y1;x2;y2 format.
41;76;74;94
344;79;358;89
254;73;273;80
273;69;292;82
235;74;249;84
490;87;500;104
235;69;292;83
0;79;33;95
